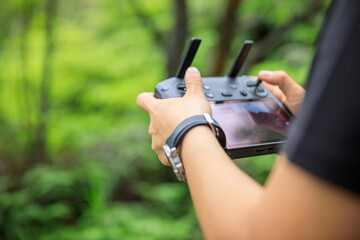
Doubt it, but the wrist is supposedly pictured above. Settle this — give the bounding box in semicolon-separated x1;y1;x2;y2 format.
163;113;226;182
178;125;214;158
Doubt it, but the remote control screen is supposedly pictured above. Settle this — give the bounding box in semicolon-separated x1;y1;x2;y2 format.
210;98;292;148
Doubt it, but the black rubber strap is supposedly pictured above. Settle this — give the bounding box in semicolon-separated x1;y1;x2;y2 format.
166;114;226;149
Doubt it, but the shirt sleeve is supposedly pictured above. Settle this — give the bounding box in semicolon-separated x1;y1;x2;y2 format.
283;0;360;194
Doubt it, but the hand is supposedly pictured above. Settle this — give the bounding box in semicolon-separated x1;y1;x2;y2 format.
258;70;305;115
136;67;211;166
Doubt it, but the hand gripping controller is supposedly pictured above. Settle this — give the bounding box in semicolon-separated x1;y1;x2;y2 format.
154;37;293;159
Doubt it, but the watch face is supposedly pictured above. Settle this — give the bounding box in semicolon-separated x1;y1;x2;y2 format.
210;98;292;148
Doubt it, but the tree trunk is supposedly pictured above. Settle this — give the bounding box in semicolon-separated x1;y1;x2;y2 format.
127;0;189;77
34;0;58;163
19;5;33;135
165;0;189;77
210;0;242;76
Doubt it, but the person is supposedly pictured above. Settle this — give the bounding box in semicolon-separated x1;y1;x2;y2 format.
137;0;360;239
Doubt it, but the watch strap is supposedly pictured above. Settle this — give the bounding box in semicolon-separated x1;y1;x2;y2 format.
166;113;226;149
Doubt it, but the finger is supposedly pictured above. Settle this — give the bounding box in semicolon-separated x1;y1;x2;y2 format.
261;81;286;102
136;92;157;113
184;67;204;97
250;74;287;102
148;125;155;136
258;70;303;97
151;136;170;166
157;150;170;166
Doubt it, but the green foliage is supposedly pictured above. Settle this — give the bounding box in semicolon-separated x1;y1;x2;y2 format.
0;162;201;240
0;0;328;239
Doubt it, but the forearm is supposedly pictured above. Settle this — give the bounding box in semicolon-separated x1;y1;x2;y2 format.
182;129;360;240
181;126;263;239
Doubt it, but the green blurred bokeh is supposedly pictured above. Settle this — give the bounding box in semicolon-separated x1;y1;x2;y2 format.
0;0;329;239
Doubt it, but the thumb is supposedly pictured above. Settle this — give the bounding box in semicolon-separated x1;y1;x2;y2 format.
136;92;157;113
184;67;203;97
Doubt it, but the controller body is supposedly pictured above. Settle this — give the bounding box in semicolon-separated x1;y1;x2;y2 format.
154;38;293;159
155;76;268;100
155;76;293;159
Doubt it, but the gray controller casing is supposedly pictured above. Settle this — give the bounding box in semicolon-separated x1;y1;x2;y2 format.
154;38;293;159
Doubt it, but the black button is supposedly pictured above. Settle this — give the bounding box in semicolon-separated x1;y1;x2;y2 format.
160;85;169;91
258;88;264;93
240;89;248;96
203;85;211;90
205;92;214;98
256;86;265;92
254;87;268;97
246;80;257;87
230;84;237;89
221;89;233;97
177;84;186;91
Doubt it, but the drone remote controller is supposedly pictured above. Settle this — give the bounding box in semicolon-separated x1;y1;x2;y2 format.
154;37;293;159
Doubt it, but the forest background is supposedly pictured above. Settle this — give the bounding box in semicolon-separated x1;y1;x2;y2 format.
0;0;330;239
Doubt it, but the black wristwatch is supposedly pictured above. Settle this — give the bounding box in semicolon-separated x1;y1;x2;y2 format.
163;113;226;182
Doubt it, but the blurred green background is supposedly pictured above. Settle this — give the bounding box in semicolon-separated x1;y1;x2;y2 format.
0;0;330;239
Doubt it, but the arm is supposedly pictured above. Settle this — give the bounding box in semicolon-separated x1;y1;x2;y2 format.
137;68;360;239
181;125;262;239
182;128;360;239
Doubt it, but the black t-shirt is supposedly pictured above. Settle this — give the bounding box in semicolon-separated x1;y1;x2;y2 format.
283;0;360;194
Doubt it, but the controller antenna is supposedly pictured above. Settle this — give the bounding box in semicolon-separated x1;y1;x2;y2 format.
175;37;202;79
227;40;254;78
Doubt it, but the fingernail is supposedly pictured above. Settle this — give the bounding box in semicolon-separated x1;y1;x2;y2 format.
259;70;273;79
186;67;200;76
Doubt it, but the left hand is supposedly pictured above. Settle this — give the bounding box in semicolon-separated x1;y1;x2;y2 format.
136;67;211;166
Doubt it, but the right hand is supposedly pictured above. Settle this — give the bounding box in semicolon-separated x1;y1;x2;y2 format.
258;70;305;115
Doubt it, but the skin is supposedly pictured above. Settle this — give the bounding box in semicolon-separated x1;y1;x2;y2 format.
137;67;360;239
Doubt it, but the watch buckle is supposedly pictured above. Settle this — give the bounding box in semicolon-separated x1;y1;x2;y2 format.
163;144;187;182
